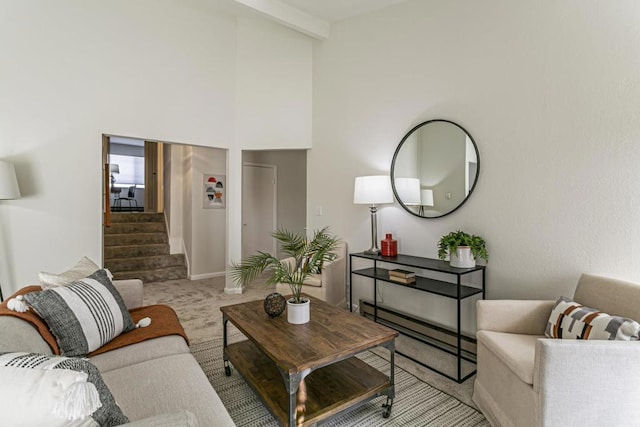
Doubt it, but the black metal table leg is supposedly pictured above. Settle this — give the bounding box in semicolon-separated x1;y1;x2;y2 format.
223;317;232;376
381;340;395;418
280;369;308;427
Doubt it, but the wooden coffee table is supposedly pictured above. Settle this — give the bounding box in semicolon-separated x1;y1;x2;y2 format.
221;296;398;427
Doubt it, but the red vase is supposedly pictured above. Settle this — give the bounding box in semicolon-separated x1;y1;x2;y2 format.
381;233;397;257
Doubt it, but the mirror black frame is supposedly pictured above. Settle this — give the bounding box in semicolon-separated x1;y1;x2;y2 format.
390;119;480;219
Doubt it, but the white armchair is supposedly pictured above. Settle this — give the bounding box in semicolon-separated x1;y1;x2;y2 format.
276;241;347;306
473;274;640;427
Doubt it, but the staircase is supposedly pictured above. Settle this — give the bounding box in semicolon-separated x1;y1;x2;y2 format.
104;213;187;282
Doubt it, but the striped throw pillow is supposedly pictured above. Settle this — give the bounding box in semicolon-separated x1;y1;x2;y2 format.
545;296;640;340
24;269;135;356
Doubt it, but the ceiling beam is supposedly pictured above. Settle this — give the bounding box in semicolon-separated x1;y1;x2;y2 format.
230;0;330;40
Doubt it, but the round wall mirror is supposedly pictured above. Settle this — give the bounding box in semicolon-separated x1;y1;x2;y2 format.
391;119;480;218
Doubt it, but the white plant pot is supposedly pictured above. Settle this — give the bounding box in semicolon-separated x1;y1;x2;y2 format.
287;298;310;324
450;246;476;268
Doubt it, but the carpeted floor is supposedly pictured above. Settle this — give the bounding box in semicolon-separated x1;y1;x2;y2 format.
143;276;479;410
143;275;272;344
190;336;489;427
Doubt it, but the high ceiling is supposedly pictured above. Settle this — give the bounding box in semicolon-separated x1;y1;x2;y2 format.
229;0;409;39
277;0;409;23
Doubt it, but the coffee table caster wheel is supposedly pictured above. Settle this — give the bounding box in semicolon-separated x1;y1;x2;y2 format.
382;405;392;418
382;397;393;418
224;365;232;376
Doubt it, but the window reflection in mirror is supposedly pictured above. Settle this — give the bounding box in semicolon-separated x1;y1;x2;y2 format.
391;120;479;218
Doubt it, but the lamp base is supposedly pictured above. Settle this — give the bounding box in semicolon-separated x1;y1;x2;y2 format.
364;204;382;256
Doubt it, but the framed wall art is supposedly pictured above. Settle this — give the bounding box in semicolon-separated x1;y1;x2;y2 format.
203;174;225;209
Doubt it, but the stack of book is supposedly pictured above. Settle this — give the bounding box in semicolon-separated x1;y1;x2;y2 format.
388;268;416;284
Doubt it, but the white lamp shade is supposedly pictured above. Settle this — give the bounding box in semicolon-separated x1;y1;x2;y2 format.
353;175;394;205
0;161;20;200
110;164;120;174
395;178;421;205
421;189;434;206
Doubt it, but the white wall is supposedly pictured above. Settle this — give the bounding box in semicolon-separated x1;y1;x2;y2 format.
165;144;185;255
236;16;313;149
309;0;640;333
163;144;172;224
186;146;227;278
0;0;312;294
182;147;194;277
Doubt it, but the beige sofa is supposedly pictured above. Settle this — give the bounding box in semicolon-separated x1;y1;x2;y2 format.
0;279;235;427
473;274;640;427
276;240;347;306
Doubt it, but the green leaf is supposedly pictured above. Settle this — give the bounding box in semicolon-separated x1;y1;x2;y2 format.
230;227;340;302
437;230;488;262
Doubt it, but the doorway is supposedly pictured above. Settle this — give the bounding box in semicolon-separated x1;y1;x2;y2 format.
241;149;307;259
102;137;229;281
242;163;277;259
105;136;159;213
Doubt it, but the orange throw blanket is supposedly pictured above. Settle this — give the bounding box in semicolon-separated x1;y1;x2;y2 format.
0;287;188;356
89;304;189;357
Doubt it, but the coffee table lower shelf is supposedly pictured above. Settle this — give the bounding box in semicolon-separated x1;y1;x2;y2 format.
225;340;392;426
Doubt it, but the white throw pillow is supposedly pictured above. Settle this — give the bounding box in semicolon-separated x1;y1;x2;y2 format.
39;256;101;289
0;352;129;426
0;366;99;427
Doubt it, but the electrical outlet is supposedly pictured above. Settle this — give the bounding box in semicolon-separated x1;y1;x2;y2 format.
316;206;323;216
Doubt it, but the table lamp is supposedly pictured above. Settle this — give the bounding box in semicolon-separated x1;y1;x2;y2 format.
353;175;394;255
110;163;120;185
419;189;434;216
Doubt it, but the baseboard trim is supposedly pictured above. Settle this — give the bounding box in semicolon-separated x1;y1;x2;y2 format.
189;271;226;280
224;286;244;295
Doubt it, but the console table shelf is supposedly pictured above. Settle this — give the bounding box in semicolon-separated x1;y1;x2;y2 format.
352;267;483;299
349;252;486;383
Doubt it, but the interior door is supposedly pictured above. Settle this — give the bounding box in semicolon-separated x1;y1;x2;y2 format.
242;164;277;259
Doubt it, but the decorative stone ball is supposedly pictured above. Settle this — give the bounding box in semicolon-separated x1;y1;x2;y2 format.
263;292;286;317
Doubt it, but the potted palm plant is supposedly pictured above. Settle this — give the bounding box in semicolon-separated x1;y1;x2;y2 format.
437;230;488;268
230;227;339;324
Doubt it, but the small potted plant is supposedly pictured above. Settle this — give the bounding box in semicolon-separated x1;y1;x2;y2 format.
230;227;339;324
437;230;488;268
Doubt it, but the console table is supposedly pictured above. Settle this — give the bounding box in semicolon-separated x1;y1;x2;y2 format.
349;252;485;383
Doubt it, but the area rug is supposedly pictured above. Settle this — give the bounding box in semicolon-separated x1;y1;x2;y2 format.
190;337;489;427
